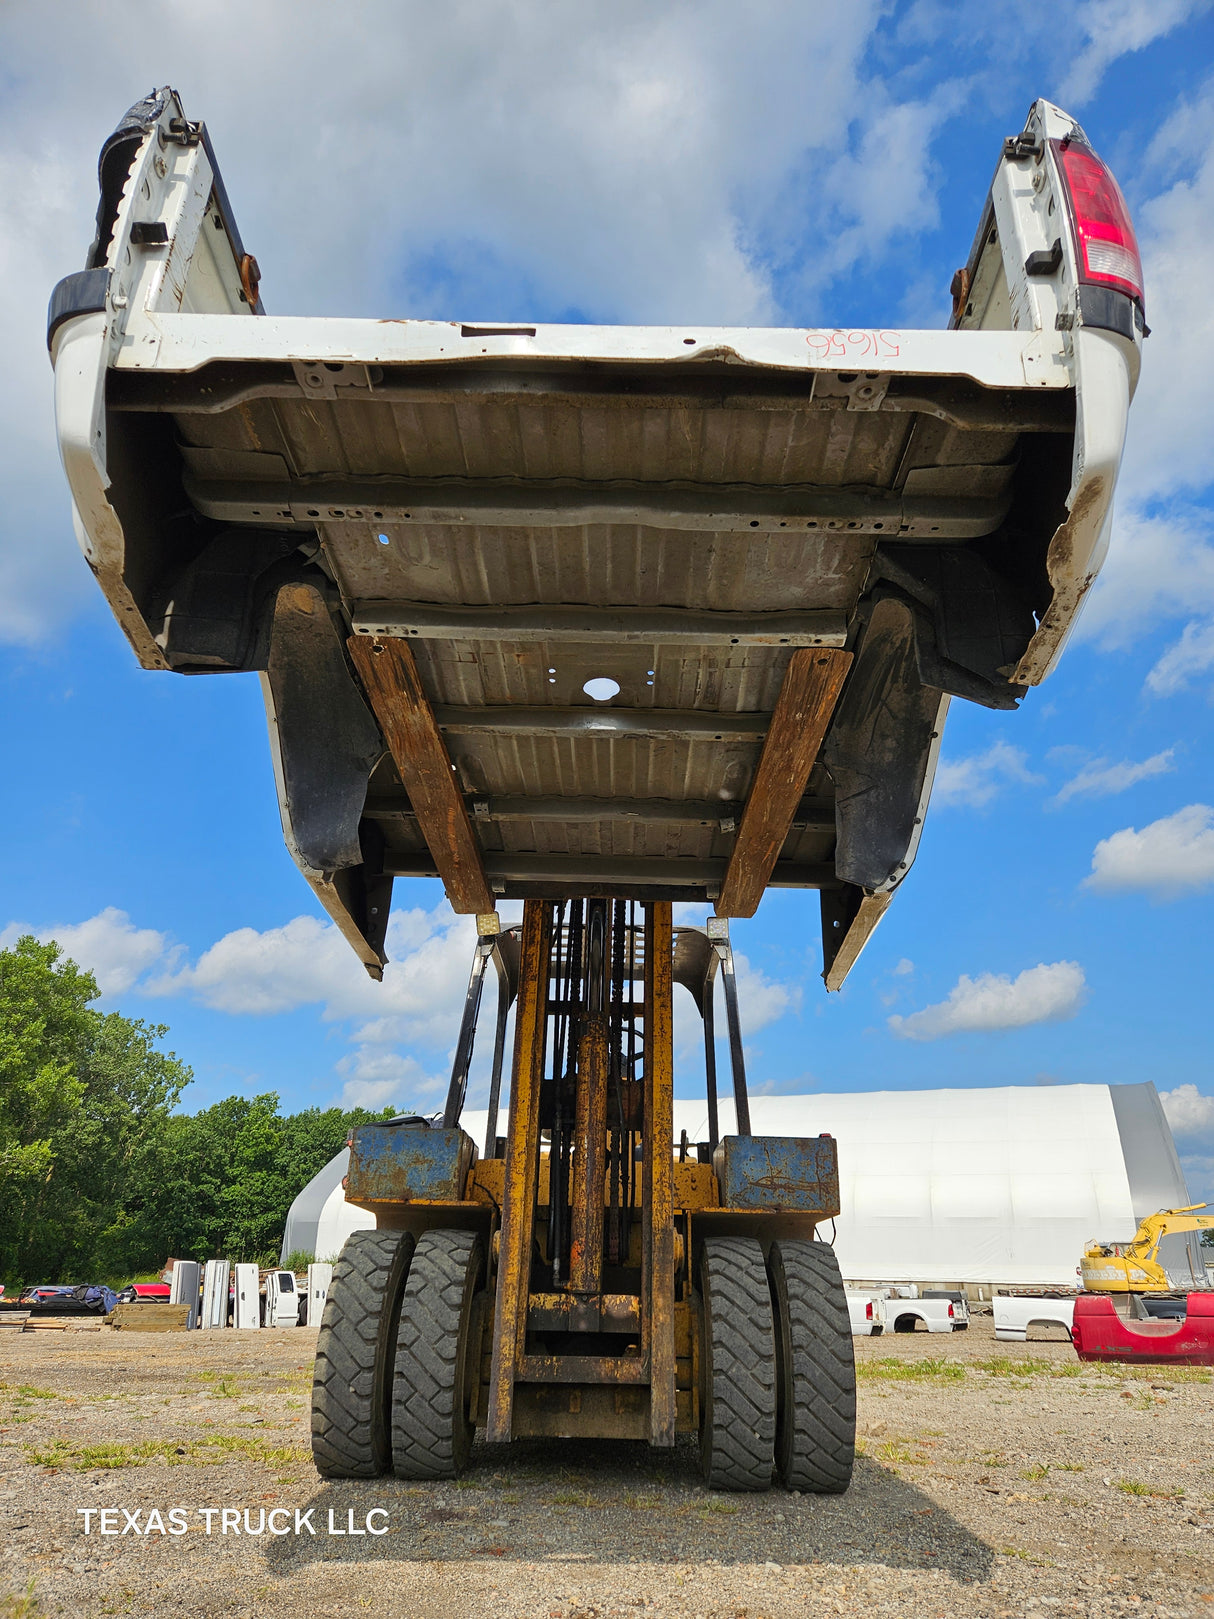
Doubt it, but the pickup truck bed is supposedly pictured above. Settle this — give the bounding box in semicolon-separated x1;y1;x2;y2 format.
50;91;1141;983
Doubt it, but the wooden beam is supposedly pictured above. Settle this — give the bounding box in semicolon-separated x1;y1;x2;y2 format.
347;636;494;914
716;648;852;919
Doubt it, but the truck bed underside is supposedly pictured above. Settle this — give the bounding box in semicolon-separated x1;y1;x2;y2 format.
52;89;1135;985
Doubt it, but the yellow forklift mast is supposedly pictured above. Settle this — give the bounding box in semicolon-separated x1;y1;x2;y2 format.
313;899;854;1491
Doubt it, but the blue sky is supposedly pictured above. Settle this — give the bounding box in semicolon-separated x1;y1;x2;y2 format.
1;2;1213;1202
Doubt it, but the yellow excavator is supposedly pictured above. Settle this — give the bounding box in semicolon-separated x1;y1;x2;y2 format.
1081;1205;1214;1293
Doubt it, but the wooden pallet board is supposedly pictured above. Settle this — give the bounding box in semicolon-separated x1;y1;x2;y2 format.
110;1303;191;1332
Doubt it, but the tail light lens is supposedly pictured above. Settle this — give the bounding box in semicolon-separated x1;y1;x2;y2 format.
866;1302;873;1320
1052;138;1144;305
948;1302;955;1318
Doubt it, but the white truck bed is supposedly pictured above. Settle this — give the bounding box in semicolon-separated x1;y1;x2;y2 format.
50;90;1141;982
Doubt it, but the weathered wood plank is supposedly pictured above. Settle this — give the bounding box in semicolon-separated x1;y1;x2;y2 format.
716;648;852;918
347;636;494;914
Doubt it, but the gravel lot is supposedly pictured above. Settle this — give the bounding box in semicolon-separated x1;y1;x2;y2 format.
1;1315;1211;1618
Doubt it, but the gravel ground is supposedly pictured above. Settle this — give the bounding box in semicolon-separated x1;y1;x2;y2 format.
1;1316;1211;1618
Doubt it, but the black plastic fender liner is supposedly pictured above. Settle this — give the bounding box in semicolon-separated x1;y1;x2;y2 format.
825;595;942;891
263;580;387;874
46;268;111;352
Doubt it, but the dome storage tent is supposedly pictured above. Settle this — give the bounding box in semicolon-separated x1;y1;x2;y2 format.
283;1082;1197;1287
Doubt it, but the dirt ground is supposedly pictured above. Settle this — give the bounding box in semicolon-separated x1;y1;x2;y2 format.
0;1314;1211;1619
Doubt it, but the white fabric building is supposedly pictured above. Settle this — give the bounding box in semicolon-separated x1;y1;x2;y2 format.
283;1082;1198;1287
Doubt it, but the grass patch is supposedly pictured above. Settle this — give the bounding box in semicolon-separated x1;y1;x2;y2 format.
26;1433;309;1473
972;1358;1080;1380
1;1580;40;1618
856;1357;965;1383
0;1385;57;1401
1022;1464;1050;1482
1116;1479;1152;1496
548;1491;593;1508
699;1498;741;1516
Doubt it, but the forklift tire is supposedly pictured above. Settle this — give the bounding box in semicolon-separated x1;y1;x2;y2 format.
311;1229;415;1479
699;1237;776;1491
768;1238;856;1494
391;1229;485;1479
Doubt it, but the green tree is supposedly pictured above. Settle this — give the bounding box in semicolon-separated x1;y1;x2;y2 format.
0;937;96;1279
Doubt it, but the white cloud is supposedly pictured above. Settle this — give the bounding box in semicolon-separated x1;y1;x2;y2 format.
0;906;169;997
1159;1083;1214;1146
335;1048;447;1114
893;958;914;977
1146;620;1214;694
933;741;1040;808
0;4;1008;644
1073;80;1214;680
1053;749;1175;804
1085;804;1214;897
888;961;1086;1041
1059;0;1207;104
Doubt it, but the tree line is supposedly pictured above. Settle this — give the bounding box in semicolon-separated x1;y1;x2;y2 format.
0;935;390;1287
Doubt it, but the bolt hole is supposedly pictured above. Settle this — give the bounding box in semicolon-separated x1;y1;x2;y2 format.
583;677;620;702
377;533;390;546
749;520;759;528
683;337;696;345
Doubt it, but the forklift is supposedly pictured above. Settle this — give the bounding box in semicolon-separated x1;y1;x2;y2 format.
312;901;855;1491
48;90;1140;1491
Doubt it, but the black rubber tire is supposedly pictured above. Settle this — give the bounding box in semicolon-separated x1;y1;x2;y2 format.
699;1236;776;1491
391;1229;486;1479
768;1238;856;1494
311;1229;414;1479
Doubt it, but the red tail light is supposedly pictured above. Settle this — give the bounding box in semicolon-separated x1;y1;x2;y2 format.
865;1302;873;1320
1053;139;1143;305
948;1302;955;1317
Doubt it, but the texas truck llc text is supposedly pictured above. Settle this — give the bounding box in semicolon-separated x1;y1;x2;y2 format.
77;1508;389;1537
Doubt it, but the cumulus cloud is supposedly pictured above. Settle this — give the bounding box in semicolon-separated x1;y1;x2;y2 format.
1053;749;1175;804
1085;804;1214;897
0;907;168;997
2;1;994;644
335;1048;447;1114
1147;621;1214;694
1159;1083;1214;1146
1059;0;1208;105
888;961;1087;1041
932;741;1040;808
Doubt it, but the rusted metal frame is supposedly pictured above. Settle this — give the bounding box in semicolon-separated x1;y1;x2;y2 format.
347;635;494;914
528;1292;641;1332
351;603;846;647
381;852;839;889
716;647;852;918
188;472;1000;535
518;1354;648;1385
482;943;514;1159
486;900;552;1443
435;706;769;740
706;920;752;1138
569;900;609;1296
642;902;677;1447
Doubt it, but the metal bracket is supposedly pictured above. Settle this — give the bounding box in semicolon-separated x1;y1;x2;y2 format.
290;359;379;401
